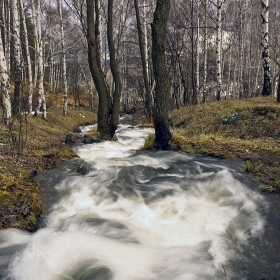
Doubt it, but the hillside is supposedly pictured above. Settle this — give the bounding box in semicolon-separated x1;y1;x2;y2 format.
0;95;97;231
142;96;280;193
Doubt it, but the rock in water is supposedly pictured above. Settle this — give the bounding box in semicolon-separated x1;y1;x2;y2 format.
65;133;76;144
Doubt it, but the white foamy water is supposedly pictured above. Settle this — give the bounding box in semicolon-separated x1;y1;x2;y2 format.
0;124;270;279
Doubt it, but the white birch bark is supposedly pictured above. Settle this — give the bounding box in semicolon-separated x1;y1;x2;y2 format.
0;29;12;124
196;1;200;102
31;0;38;90
11;0;22;115
3;0;11;75
58;0;68;116
33;0;46;119
238;3;244;98
143;0;150;82
260;0;272;95
202;0;208;103
215;0;223;101
19;0;33;114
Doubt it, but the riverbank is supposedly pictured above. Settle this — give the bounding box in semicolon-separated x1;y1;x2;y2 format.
0;108;96;231
143;95;280;193
1;95;280;232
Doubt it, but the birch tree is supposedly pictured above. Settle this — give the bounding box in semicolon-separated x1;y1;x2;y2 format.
202;0;208;103
0;28;12;124
260;0;272;96
215;0;224;101
11;0;22;116
58;0;68;116
33;0;47;119
19;0;33;114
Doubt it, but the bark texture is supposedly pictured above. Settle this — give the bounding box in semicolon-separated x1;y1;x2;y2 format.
261;0;272;96
107;0;122;138
86;0;111;137
216;0;222;101
0;30;12;124
11;0;22;116
134;0;153;122
151;0;172;150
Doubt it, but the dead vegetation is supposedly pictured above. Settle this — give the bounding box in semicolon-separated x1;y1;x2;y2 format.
144;96;280;192
0;92;97;231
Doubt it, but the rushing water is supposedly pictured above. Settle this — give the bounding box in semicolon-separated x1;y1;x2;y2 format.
0;122;280;280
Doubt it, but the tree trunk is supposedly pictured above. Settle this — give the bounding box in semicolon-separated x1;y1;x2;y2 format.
151;0;172;150
58;0;68;116
202;0;208;103
19;0;33;114
107;0;122;137
216;0;223;101
0;29;12;124
260;0;272;96
134;0;152;122
277;72;280;102
11;0;22;116
33;0;46;119
238;3;244;99
86;0;111;137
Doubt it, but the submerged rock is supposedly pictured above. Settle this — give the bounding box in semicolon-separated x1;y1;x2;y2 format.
82;135;101;144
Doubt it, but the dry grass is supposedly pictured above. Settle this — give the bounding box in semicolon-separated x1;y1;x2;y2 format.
143;96;280;192
0;91;97;231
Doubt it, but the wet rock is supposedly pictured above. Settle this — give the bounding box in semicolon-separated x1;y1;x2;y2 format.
28;170;39;179
42;154;55;159
222;113;242;124
65;133;76;144
73;127;82;133
75;165;89;175
82;136;101;144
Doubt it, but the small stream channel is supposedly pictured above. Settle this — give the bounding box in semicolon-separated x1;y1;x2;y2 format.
0;120;280;279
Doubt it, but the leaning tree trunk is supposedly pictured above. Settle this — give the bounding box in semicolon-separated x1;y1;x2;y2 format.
260;0;272;96
134;0;153;122
0;30;12;124
11;0;22;116
215;0;222;101
19;0;33;114
151;0;172;150
58;0;68;116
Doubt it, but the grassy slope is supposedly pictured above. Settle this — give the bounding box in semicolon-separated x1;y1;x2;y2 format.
0;94;97;231
143;96;280;192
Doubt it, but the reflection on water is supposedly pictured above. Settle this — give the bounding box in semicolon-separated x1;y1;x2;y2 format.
0;124;279;280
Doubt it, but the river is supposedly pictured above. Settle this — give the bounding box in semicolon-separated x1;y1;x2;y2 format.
0;121;280;279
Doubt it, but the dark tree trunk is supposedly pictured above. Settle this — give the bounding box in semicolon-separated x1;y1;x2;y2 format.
151;0;172;150
86;0;111;138
108;0;122;137
134;0;153;123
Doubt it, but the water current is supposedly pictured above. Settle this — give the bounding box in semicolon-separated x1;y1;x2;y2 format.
0;118;280;279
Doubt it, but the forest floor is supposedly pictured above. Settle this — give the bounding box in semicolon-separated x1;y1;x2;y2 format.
1;94;280;231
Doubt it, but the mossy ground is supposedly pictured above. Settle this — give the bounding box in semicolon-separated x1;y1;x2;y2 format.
143;96;280;192
0;93;97;231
